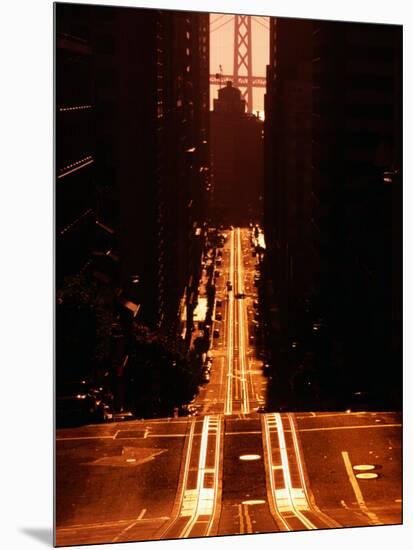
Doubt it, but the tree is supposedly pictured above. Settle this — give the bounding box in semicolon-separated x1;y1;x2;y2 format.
56;273;117;383
125;325;199;417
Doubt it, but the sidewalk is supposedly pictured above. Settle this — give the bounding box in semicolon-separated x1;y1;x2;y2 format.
189;248;216;352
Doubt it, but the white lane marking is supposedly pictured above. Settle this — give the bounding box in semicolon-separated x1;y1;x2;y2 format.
56;436;114;441
59;517;171;532
341;451;381;525
298;424;401;433
112;508;147;542
243;502;253;533
295;412;371;419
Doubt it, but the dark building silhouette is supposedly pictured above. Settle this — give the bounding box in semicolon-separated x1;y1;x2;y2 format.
263;19;314;358
264;18;402;408
56;4;210;388
210;81;263;226
89;6;210;335
56;5;96;285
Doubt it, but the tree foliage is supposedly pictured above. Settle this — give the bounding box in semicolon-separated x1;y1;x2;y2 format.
56;274;116;381
125;324;200;417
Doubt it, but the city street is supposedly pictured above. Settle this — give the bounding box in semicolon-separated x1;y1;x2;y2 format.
56;227;401;546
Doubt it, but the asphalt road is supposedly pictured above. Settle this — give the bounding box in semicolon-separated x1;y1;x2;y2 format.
55;228;402;546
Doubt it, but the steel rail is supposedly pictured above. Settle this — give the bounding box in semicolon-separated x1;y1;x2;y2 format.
287;413;341;529
155;418;197;539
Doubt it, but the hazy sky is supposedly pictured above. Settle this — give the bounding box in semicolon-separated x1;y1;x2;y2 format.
210;13;269;114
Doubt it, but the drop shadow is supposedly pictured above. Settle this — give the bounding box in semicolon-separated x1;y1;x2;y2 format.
20;528;54;546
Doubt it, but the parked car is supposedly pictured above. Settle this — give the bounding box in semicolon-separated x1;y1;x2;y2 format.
215;311;222;321
56;380;112;427
226;281;233;291
213;328;220;338
201;371;211;384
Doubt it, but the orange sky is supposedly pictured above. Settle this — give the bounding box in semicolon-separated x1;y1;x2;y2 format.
209;13;269;114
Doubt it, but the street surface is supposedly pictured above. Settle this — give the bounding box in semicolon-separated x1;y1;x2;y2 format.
56;228;402;546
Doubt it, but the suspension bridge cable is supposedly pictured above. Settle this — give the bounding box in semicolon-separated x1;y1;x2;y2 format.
252;16;269;31
210;14;227;27
210;16;234;34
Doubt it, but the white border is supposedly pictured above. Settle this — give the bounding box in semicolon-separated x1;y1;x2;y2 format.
1;1;410;549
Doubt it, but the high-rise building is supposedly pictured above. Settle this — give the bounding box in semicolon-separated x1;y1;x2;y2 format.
55;4;96;285
210;81;263;226
311;20;402;401
55;4;210;388
263;17;402;407
263;19;314;351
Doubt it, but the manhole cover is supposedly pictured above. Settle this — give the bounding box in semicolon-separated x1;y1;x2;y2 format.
353;464;376;471
356;472;379;480
239;454;261;461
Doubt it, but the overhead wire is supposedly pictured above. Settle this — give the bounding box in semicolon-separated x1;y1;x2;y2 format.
210;14;227;27
210;15;234;34
252;16;270;31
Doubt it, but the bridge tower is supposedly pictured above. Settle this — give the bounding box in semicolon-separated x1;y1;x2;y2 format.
233;15;253;113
